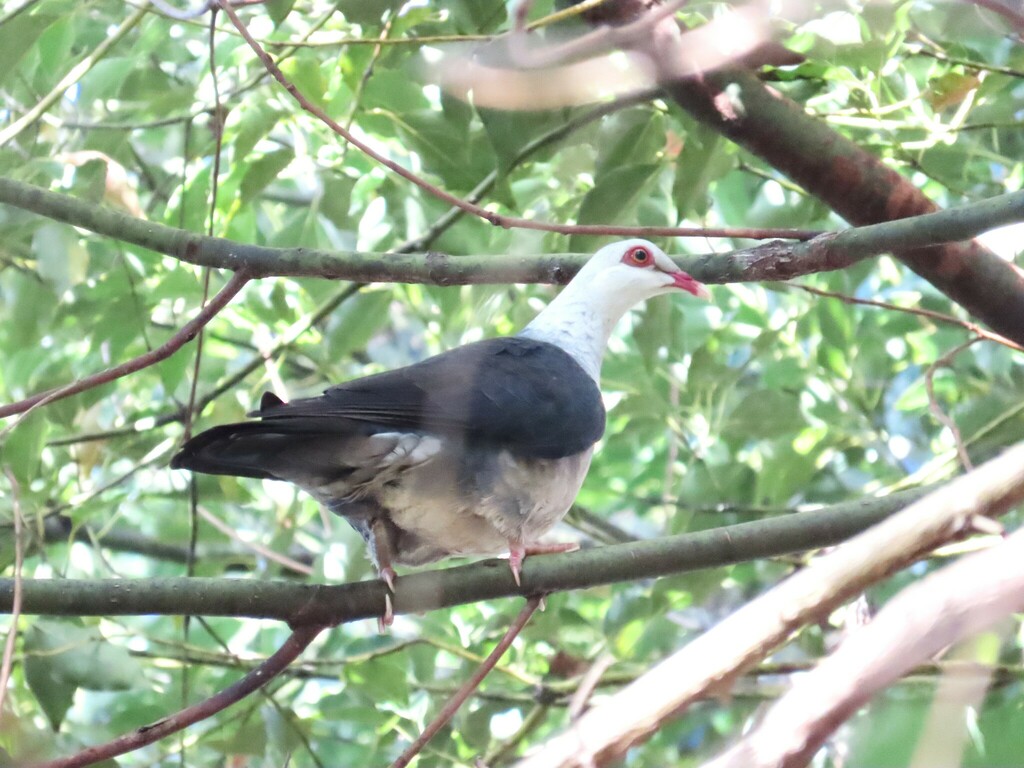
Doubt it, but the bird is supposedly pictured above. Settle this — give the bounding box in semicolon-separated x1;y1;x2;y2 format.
171;239;710;616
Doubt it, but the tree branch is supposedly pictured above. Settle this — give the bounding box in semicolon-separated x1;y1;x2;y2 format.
660;65;1024;344
705;525;1024;768
0;485;932;623
24;514;314;569
0;5;149;147
214;0;814;242
35;623;326;768
0;270;251;420
390;597;541;768
515;439;1024;768
1;178;1021;285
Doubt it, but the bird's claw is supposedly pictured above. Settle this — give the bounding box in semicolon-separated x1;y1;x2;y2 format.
507;541;577;587
378;592;394;633
508;545;524;586
380;565;397;593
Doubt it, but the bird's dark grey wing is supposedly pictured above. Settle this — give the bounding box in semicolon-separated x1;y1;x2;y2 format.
253;337;605;459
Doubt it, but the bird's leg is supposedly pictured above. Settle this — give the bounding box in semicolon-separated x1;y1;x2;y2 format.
368;517;398;628
507;541;579;586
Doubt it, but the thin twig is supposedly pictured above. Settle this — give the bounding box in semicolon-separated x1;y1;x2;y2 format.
389;597;541;768
794;283;1024;352
0;468;25;722
0;4;150;146
925;338;981;472
0;271;250;423
196;506;313;575
214;1;816;242
568;653;616;721
36;623;326;768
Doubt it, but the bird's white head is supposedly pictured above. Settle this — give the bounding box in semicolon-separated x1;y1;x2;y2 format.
573;238;712;304
519;239;711;380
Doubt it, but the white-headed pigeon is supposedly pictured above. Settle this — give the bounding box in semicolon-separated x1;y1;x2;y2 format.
171;240;710;604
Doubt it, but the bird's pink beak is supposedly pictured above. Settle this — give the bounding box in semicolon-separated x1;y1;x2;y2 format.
671;271;712;301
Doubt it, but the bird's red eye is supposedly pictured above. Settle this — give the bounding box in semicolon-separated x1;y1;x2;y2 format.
623;246;652;267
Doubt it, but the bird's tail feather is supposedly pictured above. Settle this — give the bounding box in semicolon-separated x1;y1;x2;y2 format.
170;420;358;484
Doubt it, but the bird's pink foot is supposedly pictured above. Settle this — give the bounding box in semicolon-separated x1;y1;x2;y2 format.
507;541;579;586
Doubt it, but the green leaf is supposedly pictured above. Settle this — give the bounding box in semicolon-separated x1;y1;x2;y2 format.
32;14;74;87
722;390;804;442
325;289;393;359
25;620;144;692
0;13;58;87
817;299;852;348
233;105;287;165
3;271;54;348
262;705;303;765
633;297;673;371
78;57;136;102
280;54;328;109
68;157;108;204
24;619;140;730
672;122;729;217
478;107;561;173
266;0;297;26
205;722;268;756
1;410;48;486
32;223;89;294
448;0;507;30
569;164;660;251
345;656;410;703
24;655;76;731
595;108;664;179
336;0;402;25
155;345;192;396
239;149;295;205
320;174;356;229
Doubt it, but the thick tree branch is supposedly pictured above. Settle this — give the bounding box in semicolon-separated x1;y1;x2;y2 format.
1;178;1021;285
705;525;1024;768
659;65;1024;344
514;440;1024;768
0;485;931;622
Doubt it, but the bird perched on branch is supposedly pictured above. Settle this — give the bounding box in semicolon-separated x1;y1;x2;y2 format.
171;239;710;618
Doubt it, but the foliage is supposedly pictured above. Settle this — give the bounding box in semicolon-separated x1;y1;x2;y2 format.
1;0;1023;766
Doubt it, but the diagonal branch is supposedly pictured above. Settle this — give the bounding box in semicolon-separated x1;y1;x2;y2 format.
0;271;250;421
659;63;1024;344
513;440;1024;768
390;597;541;768
214;0;816;242
704;524;1024;768
35;623;326;768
